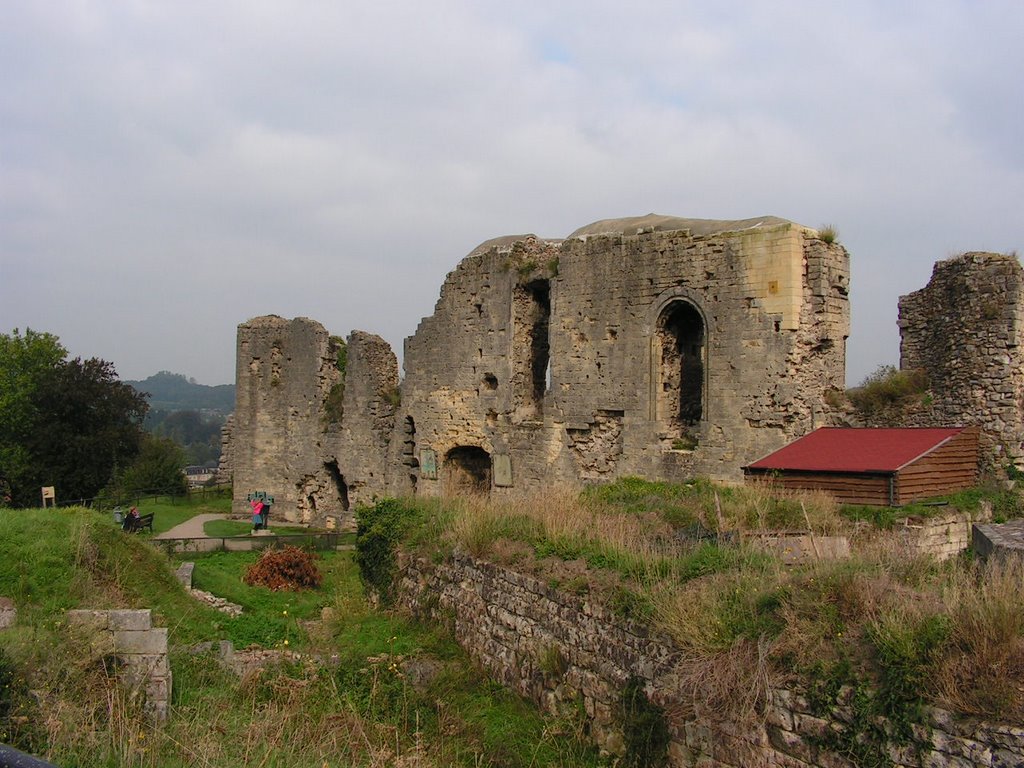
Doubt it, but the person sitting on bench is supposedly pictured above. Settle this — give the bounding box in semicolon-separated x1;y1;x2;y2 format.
122;506;140;532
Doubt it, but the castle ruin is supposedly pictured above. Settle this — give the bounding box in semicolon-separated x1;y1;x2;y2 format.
898;251;1024;467
231;214;850;525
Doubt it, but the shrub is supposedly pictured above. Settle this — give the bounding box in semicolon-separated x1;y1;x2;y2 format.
243;546;323;591
846;365;929;420
355;498;424;603
868;608;950;735
818;224;839;244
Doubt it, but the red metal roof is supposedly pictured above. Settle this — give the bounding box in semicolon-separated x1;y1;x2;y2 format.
745;427;967;474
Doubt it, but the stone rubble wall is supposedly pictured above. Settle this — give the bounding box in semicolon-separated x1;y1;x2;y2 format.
898;252;1024;467
396;219;849;495
396;551;1023;768
329;331;399;516
898;506;991;561
231;316;340;523
65;609;171;721
230;217;850;509
231;317;397;527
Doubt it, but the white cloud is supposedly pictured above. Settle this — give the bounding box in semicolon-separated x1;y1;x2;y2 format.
1;0;1021;386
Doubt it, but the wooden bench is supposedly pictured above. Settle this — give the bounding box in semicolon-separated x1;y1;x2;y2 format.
124;513;155;534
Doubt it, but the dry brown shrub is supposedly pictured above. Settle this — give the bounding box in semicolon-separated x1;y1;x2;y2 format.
243;546;323;591
669;638;778;724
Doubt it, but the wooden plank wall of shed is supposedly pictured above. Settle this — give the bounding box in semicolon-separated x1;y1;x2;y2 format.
746;471;891;506
895;427;980;505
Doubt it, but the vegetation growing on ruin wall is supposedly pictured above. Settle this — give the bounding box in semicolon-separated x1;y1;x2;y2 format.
323;335;348;423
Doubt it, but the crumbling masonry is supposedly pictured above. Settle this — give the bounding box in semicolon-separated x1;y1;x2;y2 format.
898;252;1024;467
232;214;850;525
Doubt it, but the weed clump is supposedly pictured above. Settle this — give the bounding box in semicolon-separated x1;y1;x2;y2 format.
0;648;43;753
618;676;669;768
243;546;323;591
355;498;426;603
844;365;930;421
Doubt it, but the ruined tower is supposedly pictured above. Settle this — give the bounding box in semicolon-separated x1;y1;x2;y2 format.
898;252;1024;467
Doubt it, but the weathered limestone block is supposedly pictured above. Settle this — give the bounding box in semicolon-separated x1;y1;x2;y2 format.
0;597;16;629
175;561;195;589
898;508;991;561
974;520;1024;562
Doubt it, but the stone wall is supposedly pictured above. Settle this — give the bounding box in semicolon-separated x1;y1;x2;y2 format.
330;331;399;515
65;609;171;721
898;506;991;561
231;317;398;526
898;252;1024;467
232;316;340;522
217;413;234;483
396;551;1024;768
973;520;1024;562
394;215;849;495
230;214;849;513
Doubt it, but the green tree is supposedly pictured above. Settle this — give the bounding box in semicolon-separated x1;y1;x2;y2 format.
106;434;187;499
0;329;67;500
0;329;148;506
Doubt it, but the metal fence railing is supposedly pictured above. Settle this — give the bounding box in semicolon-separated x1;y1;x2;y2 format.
52;484;233;511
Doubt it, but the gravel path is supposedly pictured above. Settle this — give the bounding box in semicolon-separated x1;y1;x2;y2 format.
153;513;230;539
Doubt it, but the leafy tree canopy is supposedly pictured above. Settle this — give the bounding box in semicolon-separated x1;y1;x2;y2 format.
0;329;148;507
105;434;188;500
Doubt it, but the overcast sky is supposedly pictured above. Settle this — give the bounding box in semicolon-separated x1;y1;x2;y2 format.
2;1;1022;388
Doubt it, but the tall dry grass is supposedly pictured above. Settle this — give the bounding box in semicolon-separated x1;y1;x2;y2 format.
936;556;1024;718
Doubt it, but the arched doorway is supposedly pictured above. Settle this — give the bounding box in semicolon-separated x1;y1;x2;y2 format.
656;300;706;438
443;446;492;496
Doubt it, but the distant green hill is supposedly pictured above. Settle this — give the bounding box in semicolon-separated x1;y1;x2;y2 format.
126;371;235;414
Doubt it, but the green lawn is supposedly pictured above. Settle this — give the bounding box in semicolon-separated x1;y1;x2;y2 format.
95;494;234;535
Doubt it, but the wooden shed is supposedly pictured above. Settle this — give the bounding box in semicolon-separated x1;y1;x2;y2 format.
743;427;979;506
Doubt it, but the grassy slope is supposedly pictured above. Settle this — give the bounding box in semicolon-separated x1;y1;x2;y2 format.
0;506;602;768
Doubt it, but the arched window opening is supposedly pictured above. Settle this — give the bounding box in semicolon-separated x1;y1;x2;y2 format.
656;301;705;437
443;446;492;496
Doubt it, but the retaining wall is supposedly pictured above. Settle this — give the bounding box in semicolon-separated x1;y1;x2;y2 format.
396;551;1024;767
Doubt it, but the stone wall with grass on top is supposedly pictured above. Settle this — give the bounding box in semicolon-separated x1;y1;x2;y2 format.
395;550;1024;768
65;609;170;721
229;215;850;511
